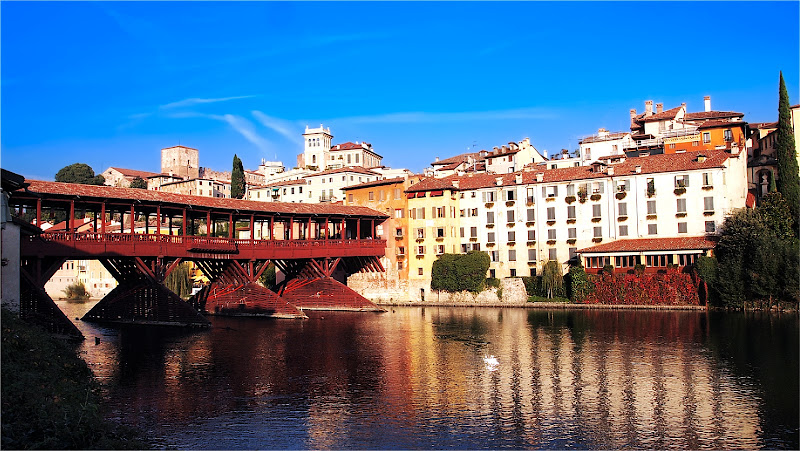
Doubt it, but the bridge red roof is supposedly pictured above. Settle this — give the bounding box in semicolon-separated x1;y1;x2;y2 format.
21;180;388;218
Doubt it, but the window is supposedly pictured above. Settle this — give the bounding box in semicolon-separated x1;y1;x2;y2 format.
647;200;656;215
724;129;733;142
508;231;516;242
567;205;576;219
396;228;404;238
593;226;602;238
544;186;558;198
436;245;445;255
619;225;628;236
616;179;631;192
677;198;687;213
704;196;714;212
368;191;374;200
506;210;515;222
347;155;352;164
703;132;711;143
618;202;627;216
526;187;535;203
510;269;517;277
592;204;601;219
460;209;465;217
668;143;676;150
460;227;465;238
416;228;425;239
394;209;405;218
490;251;499;262
528;249;536;261
568;227;576;239
470;227;477;238
702;172;712;187
509;250;516;261
472;243;481;251
397;261;404;270
471;208;478;217
527;230;536;241
355;154;360;163
567;184;575;196
482;191;496;202
592;181;605;194
379;191;385;201
547;207;555;221
549;248;557;261
506;190;516;201
705;221;716;233
487;211;495;224
461;244;469;253
527;208;535;221
678;222;688;233
648;224;658;235
436;227;445;238
418;267;424;275
548;229;557;240
394;188;401;199
693;141;699;147
487;232;496;243
416;246;425;255
675;175;689;188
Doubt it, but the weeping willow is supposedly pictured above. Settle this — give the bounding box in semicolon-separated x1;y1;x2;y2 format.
165;262;192;299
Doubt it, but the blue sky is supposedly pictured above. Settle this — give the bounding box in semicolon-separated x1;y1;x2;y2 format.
2;1;798;181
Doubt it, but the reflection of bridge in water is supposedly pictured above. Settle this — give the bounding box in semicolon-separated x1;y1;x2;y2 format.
9;180;389;338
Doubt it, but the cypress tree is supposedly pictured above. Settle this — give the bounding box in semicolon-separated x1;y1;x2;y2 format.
231;154;246;199
776;71;800;218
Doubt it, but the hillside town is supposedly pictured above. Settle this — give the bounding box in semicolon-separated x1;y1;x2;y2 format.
40;96;800;302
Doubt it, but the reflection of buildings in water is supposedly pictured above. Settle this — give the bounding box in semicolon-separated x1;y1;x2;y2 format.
400;309;760;448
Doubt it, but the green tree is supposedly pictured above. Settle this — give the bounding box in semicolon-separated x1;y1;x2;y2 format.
567;265;590;303
541;260;563;299
758;191;796;240
258;263;276;289
231;154;245;199
776;71;800;219
129;176;147;189
430;251;490;293
165;262;192;299
54;163;105;185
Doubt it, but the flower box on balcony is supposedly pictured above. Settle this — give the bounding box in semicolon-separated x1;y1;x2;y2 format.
527;241;536;246
566;219;576;224
435;237;444;242
592;237;603;243
526;201;535;206
673;187;686;195
615;191;627;200
507;241;515;246
565;195;576;204
590;194;602;201
416;238;425;243
704;211;715;216
676;212;687;218
507;223;515;228
617;216;627;222
546;220;556;226
702;185;714;191
486;223;495;229
487;242;496;247
527;261;536;266
646;214;657;220
526;221;535;227
546;197;555;202
469;237;478;242
591;217;602;223
506;201;515;207
567;238;576;245
485;202;494;208
547;239;556;245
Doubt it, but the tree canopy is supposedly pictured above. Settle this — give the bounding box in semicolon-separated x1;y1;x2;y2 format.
776;71;800;220
54;163;105;185
231;154;245;199
430;251;490;293
541;260;563;298
129;176;147;189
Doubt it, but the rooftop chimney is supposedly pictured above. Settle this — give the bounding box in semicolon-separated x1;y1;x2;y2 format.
635;165;642;174
681;102;686;110
536;173;544;182
435;156;439;162
495;176;503;186
704;96;711;112
645;100;653;115
515;174;523;184
452;180;460;188
607;166;615;176
630;108;637;120
656;103;663;114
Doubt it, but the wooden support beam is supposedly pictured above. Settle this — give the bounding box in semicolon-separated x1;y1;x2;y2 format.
101;202;106;234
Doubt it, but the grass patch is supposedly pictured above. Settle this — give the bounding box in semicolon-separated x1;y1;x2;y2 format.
528;295;571;303
1;308;148;449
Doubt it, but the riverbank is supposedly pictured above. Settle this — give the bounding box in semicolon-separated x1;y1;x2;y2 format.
378;301;708;310
1;308;148;449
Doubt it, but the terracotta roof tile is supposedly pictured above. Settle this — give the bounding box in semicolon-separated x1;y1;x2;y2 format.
640;107;682;123
697;119;746;129
577;236;716;253
257;179;307;188
685;111;743;121
108;167;160;179
432;152;485;166
21;180;387;218
341;177;406;191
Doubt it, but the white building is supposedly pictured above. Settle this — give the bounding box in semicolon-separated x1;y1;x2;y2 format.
299;125;383;170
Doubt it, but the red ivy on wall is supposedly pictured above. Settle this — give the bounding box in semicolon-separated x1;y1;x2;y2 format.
584;268;700;305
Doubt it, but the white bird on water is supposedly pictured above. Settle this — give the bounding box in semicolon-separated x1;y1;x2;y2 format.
483;355;499;371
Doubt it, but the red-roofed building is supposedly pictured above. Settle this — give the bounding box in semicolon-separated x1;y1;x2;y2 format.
101;167;160;188
299;124;383;171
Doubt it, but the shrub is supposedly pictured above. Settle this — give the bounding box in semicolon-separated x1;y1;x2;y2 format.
63;281;89;300
567;265;590;303
485;277;501;289
431;251;491;293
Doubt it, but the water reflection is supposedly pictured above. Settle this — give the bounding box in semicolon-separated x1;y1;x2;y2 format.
57;301;798;449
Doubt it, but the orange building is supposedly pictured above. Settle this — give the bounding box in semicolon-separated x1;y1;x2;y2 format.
342;176;422;280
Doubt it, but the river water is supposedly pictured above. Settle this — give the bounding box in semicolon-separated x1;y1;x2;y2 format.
57;300;798;449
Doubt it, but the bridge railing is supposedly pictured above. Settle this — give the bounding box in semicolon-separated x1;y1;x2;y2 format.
29;232;387;258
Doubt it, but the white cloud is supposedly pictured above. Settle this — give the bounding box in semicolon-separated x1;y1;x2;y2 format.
251;111;303;145
159;95;257;110
322;108;557;125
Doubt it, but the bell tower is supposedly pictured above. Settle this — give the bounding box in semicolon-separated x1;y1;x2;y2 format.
301;125;332;170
